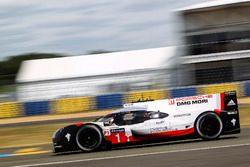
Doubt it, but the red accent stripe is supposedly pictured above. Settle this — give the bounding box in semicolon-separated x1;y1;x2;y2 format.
214;109;221;115
220;93;225;110
145;127;195;138
74;123;83;127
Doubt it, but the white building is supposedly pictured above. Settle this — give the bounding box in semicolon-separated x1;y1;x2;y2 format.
16;47;178;101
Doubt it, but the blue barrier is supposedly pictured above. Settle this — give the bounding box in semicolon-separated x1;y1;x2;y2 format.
244;81;250;96
8;81;250;119
96;94;123;110
171;87;197;98
24;101;50;116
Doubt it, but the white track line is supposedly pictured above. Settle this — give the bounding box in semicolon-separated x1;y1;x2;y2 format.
13;143;250;167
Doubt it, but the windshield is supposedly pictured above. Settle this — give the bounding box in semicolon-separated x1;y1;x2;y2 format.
95;107;147;123
95;114;114;122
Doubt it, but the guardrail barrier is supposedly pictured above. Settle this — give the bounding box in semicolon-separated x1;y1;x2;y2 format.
1;81;250;119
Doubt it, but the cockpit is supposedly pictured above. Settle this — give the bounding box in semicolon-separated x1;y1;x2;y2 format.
95;107;168;126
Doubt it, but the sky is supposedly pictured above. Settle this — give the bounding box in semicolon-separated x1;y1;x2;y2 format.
0;0;207;60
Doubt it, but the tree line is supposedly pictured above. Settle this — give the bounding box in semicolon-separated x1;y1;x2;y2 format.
0;53;65;85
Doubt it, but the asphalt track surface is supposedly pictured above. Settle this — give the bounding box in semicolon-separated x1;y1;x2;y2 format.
1;128;250;167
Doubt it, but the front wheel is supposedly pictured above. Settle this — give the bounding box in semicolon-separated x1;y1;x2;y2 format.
195;112;223;140
76;125;103;152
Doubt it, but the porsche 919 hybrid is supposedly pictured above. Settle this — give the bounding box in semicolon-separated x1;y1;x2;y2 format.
52;91;240;153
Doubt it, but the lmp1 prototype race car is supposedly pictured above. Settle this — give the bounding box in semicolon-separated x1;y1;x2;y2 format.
52;91;240;153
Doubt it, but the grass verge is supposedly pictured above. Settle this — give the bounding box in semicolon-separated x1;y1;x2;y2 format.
238;106;250;127
0;107;249;149
0;123;67;149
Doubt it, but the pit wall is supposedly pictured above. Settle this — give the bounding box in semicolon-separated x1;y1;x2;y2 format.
0;81;250;118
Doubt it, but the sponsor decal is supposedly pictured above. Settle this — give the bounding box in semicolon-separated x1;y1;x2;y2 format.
168;95;213;106
227;111;238;115
168;99;175;105
227;100;236;106
175;95;212;102
231;119;236;126
156;120;164;124
177;99;208;106
151;126;168;133
65;133;71;142
103;129;111;136
174;113;191;118
110;128;125;133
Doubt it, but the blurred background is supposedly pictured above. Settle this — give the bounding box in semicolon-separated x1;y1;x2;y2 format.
1;0;250;119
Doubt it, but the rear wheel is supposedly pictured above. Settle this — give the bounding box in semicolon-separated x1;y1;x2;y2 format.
195;112;223;140
76;125;103;152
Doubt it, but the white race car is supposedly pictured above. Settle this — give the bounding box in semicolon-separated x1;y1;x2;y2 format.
52;91;240;153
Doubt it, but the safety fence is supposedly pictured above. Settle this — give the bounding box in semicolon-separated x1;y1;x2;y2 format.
1;81;250;119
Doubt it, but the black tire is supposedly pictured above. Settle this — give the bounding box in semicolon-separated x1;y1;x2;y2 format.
195;112;223;140
76;125;103;152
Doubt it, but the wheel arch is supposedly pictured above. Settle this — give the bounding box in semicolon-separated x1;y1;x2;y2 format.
194;111;223;139
194;111;218;127
77;123;103;134
75;123;104;152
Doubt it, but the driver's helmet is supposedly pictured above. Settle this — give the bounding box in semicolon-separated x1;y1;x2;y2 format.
108;117;115;125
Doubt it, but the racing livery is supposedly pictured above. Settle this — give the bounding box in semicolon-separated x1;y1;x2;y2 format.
52;91;240;153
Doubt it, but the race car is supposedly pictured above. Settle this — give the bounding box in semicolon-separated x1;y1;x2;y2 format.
52;91;240;153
